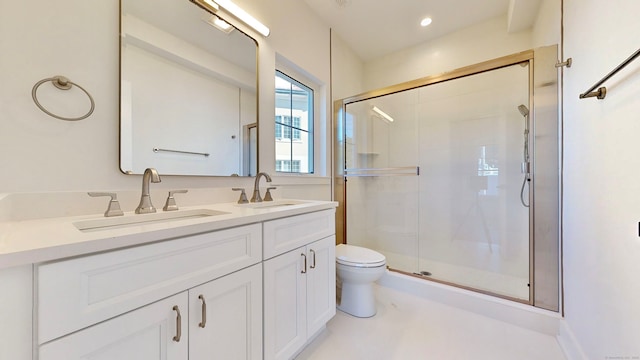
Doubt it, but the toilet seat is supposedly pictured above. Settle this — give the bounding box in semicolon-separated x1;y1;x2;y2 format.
336;244;386;268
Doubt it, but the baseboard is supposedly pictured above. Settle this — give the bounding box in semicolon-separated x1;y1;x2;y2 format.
377;270;562;336
557;320;587;360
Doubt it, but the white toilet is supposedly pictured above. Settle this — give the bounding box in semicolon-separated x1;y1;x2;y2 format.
335;244;387;318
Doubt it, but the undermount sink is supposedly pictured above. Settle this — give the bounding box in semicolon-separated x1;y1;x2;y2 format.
74;209;229;233
236;199;309;209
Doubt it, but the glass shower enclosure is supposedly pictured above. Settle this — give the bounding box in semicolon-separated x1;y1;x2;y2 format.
334;47;560;310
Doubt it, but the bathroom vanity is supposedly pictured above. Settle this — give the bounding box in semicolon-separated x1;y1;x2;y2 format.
0;198;337;360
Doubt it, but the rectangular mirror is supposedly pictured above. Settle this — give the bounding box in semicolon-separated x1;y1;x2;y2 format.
120;0;258;176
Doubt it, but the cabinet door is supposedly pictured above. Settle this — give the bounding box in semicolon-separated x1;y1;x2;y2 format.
189;264;262;360
39;293;188;360
306;236;336;337
263;248;307;360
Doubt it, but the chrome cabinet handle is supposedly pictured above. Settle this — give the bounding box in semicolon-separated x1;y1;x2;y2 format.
301;253;307;274
172;305;182;342
198;294;207;328
310;249;316;269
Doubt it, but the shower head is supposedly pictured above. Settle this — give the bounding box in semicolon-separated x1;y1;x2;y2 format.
518;104;529;117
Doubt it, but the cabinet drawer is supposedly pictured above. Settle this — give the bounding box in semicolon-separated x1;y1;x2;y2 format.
263;209;335;259
37;223;261;344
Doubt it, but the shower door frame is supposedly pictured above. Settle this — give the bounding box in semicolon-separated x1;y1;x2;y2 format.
333;46;561;311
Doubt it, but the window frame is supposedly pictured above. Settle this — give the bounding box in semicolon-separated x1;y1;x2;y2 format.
274;70;315;174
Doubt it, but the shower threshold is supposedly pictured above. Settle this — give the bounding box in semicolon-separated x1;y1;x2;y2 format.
413;270;433;277
390;268;531;306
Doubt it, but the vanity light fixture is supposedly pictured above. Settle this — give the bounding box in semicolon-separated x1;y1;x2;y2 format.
198;0;220;12
420;17;432;27
372;106;394;123
193;0;270;37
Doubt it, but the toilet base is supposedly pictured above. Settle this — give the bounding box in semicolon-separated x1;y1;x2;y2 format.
337;282;377;318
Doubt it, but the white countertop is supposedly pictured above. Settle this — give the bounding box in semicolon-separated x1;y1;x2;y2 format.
0;199;337;270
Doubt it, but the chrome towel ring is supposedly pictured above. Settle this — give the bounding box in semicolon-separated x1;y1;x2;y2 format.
31;76;95;121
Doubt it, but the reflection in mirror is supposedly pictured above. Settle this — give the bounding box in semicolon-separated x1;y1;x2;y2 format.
120;0;258;176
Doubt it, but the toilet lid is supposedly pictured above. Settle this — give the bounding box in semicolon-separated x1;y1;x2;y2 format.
336;244;386;267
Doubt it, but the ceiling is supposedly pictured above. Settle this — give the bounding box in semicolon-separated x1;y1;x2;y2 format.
303;0;540;62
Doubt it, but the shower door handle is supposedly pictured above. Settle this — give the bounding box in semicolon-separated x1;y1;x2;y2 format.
344;166;419;177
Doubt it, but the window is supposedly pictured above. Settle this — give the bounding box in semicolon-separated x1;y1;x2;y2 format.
275;70;314;174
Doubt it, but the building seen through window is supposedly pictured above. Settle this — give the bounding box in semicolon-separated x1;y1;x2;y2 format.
275;71;313;173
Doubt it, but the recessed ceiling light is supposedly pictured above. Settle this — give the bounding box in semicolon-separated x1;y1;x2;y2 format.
420;17;432;27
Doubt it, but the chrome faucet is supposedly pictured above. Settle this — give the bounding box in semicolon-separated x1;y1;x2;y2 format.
135;168;161;214
250;172;272;202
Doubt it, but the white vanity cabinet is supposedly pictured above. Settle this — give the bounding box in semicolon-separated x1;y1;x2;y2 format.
1;201;338;360
36;224;263;360
0;265;33;360
263;210;336;360
39;292;189;360
188;263;262;360
39;264;262;360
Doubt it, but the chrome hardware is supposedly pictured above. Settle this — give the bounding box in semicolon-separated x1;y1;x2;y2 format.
555;58;572;68
198;294;207;328
172;305;182;342
87;192;124;217
163;190;188;211
580;87;607;100
250;172;272;203
264;187;277;201
344;166;419;177
580;48;640;100
135;168;161;214
310;249;316;269
301;253;307;274
232;188;249;204
153;148;210;157
31;75;95;121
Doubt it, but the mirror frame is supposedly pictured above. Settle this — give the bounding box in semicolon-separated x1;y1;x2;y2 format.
118;0;259;177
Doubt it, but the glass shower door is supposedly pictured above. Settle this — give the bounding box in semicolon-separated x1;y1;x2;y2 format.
344;61;531;302
344;95;421;272
416;63;530;300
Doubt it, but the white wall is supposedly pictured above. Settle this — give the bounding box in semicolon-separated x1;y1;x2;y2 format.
562;0;640;358
531;0;561;48
330;32;365;101
363;15;533;91
0;0;332;206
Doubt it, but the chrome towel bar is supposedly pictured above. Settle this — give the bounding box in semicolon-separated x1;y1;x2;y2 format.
153;148;210;157
580;47;640;100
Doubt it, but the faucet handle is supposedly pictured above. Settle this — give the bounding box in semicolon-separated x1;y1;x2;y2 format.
232;188;249;204
163;190;188;211
88;192;124;217
264;187;277;201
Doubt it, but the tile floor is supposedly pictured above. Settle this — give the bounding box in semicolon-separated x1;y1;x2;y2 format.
295;284;566;360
